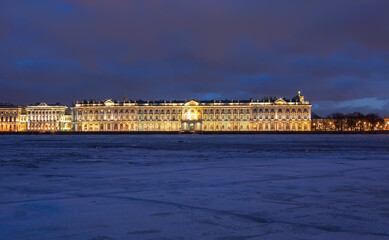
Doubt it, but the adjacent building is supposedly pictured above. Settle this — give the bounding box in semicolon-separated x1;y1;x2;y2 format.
26;103;72;132
72;92;312;132
0;105;27;132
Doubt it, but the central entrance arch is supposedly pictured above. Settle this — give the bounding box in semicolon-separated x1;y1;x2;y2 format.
181;121;202;132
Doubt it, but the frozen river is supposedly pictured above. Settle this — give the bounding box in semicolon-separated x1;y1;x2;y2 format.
1;135;389;240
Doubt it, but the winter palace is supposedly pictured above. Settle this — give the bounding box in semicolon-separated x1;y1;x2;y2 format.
0;92;311;132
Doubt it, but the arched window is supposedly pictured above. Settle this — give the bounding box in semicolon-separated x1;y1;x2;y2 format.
291;109;296;120
303;108;309;120
277;108;283;120
270;109;275;120
285;109;290;120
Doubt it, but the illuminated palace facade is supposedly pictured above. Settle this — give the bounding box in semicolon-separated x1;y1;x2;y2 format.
73;92;311;132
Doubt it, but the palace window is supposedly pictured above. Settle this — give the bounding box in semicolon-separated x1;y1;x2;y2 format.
291;109;296;120
303;108;309;120
278;109;282;120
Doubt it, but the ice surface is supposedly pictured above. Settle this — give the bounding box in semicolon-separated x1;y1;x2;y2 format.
0;135;389;240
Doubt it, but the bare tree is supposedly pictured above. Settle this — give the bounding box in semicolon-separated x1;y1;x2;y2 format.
328;112;345;131
346;112;365;131
364;114;384;131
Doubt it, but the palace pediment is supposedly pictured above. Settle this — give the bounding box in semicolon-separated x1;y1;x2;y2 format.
274;98;287;105
104;99;115;106
184;100;199;106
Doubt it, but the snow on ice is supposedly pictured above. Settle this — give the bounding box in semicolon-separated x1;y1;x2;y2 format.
0;135;389;240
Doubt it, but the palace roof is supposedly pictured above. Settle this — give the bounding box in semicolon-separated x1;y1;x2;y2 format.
74;92;310;107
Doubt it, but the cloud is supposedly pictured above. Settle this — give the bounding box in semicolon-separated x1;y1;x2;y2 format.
0;0;389;115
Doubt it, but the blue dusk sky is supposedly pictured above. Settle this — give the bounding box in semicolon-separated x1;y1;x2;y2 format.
1;0;389;117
